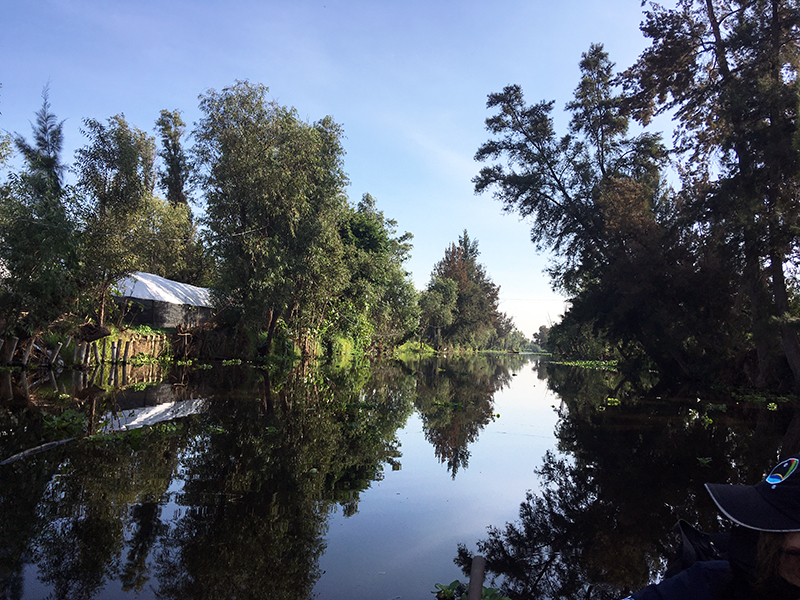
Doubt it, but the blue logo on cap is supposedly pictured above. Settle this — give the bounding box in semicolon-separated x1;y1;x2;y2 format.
766;458;799;485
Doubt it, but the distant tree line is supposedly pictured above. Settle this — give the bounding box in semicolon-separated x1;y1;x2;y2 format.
0;81;529;357
475;1;800;392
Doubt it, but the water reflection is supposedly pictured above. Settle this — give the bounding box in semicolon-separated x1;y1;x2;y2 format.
404;354;527;477
6;355;791;599
457;363;798;600
1;359;420;599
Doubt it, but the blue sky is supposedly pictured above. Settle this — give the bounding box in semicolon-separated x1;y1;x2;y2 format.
1;0;658;336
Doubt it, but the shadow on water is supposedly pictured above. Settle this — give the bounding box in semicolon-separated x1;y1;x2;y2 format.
455;362;800;600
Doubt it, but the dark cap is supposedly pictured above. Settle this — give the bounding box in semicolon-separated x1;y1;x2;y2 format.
705;456;800;532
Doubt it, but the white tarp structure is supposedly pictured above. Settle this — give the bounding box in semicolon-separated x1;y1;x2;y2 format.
116;272;213;308
114;272;215;328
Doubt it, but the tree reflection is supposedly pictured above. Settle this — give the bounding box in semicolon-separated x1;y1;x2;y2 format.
458;365;795;600
1;361;415;600
411;354;529;477
153;362;414;600
32;428;184;600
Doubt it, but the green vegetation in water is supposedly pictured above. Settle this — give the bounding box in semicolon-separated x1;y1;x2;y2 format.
222;358;243;366
729;387;796;406
550;359;618;370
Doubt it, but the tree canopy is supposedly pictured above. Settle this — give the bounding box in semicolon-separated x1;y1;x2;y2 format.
475;4;800;390
420;231;517;351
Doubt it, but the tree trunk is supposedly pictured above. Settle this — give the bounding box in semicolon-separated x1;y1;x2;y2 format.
770;251;800;392
263;308;282;356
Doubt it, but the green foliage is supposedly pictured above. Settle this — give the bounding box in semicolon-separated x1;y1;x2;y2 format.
75;114;157;326
194;81;350;357
128;352;162;366
43;409;86;439
474;42;757;383
395;340;436;359
617;1;800;389
334;193;419;354
155;109;190;206
422;231;514;351
0;88;79;334
128;195;195;281
127;324;167;337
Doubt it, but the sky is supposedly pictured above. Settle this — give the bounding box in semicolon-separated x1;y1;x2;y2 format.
1;0;660;337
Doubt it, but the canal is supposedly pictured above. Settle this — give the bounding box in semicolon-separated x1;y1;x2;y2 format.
0;354;795;599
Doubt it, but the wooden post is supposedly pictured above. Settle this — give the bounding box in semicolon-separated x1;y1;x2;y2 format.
123;341;131;364
3;336;19;365
22;339;34;366
1;372;12;401
101;339;107;364
50;342;63;366
92;342;100;366
21;371;30;397
467;555;486;600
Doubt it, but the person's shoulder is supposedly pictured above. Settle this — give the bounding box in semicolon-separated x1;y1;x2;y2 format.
622;560;732;600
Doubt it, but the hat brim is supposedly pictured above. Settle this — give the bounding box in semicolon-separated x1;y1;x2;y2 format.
705;482;800;532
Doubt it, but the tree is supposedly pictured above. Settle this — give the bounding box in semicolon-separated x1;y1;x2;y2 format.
337;193;419;353
127;195;195;281
473;45;748;379
475;44;667;296
0;88;78;332
621;0;800;390
155;109;190;206
419;276;458;350
74;114;157;326
193;81;350;356
426;231;509;350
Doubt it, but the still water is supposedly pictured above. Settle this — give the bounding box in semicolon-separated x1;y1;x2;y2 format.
1;355;796;599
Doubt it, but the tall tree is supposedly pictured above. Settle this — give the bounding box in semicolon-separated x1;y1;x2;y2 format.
473;45;748;379
0;88;78;332
155;109;190;206
622;0;800;389
74;114;156;326
193;81;350;356
428;231;507;349
475;44;667;296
